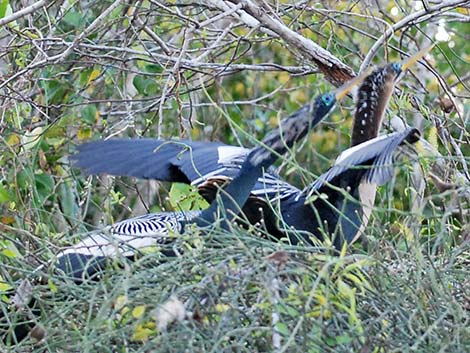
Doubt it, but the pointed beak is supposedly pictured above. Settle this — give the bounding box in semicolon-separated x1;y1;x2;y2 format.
334;68;373;100
401;44;435;71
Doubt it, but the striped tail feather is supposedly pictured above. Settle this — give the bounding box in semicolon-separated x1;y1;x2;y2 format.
53;211;200;280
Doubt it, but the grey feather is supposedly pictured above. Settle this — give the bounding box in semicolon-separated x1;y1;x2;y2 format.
305;127;420;197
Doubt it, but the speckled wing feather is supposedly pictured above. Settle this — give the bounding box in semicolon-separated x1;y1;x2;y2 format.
305;128;420;197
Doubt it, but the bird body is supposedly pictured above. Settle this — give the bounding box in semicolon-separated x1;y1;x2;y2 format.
288;128;420;248
72;127;420;250
54;211;201;279
4;84;359;343
57;79;365;279
72;58;422;249
1;45;433;344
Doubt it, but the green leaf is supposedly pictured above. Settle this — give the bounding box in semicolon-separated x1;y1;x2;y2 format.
0;184;10;203
48;279;58;293
42;79;68;105
275;322;289;336
169;183;208;211
285;305;300;317
133;76;148;95
146;81;158;96
58;182;80;226
16;170;31;190
0;0;8;19
35;173;54;202
335;334;353;344
132;76;159;96
1;248;17;258
132;305;146;319
0;278;12;293
63;10;83;28
145;64;163;74
81;105;98;124
77;126;93;140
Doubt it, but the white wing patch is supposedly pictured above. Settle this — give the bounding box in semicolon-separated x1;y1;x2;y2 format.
217;146;249;164
350;182;377;244
192;167;230;186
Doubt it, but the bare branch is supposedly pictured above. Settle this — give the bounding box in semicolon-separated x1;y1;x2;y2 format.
0;0;48;27
360;0;470;71
0;0;124;90
224;0;356;86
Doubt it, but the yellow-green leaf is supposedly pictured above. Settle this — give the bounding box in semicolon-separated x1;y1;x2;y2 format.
77;127;93;140
87;69;101;84
48;279;58;293
132;305;146;319
1;248;17;258
132;323;152;342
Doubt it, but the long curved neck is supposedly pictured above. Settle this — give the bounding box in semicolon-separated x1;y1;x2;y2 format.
191;102;324;228
351;66;395;147
192;159;262;228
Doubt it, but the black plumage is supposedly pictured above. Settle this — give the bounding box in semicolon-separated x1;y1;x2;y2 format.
1;79;360;344
280;128;420;248
60;79;363;275
1;45;433;344
71;77;365;237
71;54;427;249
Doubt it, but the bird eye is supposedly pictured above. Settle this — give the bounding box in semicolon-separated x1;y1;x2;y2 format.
321;93;334;106
392;62;402;73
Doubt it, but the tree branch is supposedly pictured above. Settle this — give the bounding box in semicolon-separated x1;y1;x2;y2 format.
0;0;48;27
360;0;470;72
209;0;356;86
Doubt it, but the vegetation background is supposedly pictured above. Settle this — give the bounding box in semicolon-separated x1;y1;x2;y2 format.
0;0;469;352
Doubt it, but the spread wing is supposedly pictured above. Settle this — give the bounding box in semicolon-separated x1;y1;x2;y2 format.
305;128;420;197
71;138;301;202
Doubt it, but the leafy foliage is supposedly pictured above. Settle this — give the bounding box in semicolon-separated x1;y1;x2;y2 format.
0;1;469;352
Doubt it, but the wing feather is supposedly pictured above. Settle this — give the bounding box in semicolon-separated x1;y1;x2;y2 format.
306;128;419;196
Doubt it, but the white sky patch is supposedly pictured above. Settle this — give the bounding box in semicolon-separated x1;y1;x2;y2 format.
435;20;451;42
390;7;399;16
414;1;423;10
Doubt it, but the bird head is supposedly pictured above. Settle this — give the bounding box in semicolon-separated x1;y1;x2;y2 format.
310;69;372;127
390;44;435;80
248;70;371;170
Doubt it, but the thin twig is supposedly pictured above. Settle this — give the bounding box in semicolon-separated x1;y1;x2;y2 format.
0;0;48;27
0;0;124;90
360;0;470;71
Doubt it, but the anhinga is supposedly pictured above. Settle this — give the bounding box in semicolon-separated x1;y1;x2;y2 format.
1;77;363;344
60;74;365;279
72;47;430;249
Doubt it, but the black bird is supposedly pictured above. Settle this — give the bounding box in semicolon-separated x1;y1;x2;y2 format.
1;77;363;344
280;127;420;248
72;46;431;249
56;74;364;279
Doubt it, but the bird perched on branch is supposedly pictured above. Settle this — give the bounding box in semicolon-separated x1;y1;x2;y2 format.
72;46;431;250
1;76;363;345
